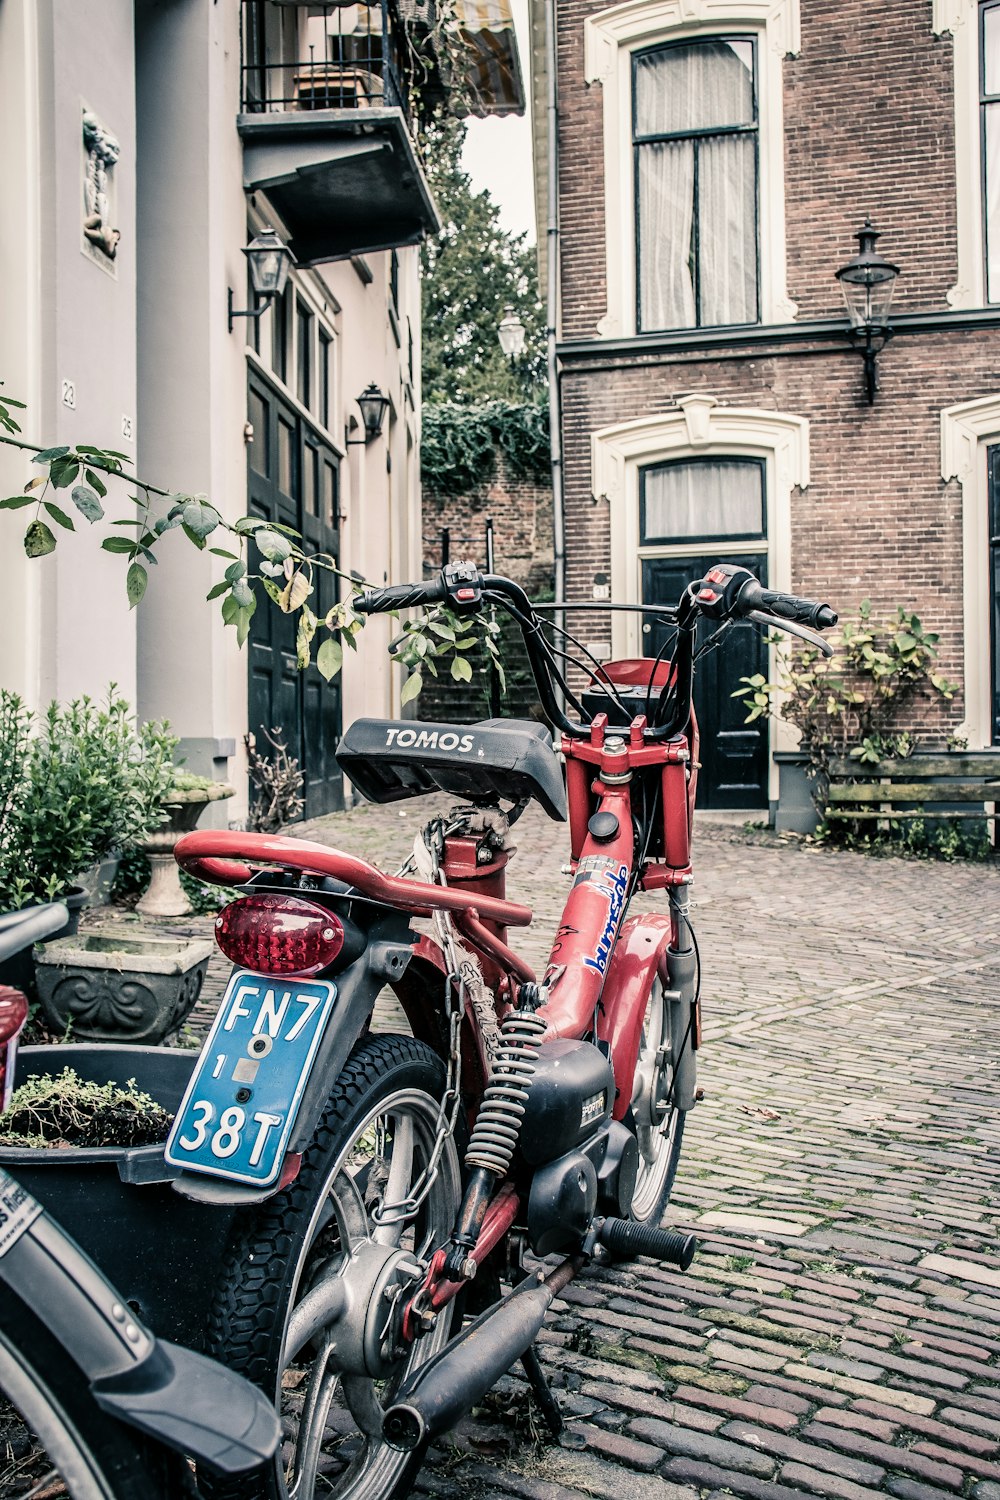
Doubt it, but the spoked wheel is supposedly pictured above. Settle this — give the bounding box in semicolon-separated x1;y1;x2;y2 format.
204;1035;462;1500
629;974;686;1226
0;1297;184;1500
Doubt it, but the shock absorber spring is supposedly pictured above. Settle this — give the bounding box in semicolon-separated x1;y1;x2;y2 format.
465;1010;548;1176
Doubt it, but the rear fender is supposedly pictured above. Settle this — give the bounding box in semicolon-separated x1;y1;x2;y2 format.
598;915;698;1119
0;1174;279;1472
173;907;416;1205
391;936;491;1099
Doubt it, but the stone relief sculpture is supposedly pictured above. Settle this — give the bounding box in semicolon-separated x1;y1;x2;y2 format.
82;109;121;261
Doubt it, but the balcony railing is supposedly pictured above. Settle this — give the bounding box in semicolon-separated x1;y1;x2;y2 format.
241;0;410;119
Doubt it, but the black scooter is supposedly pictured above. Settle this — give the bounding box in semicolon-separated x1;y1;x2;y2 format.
0;902;280;1499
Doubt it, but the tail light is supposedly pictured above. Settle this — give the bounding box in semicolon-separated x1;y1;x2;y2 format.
215;894;345;977
0;987;28;1112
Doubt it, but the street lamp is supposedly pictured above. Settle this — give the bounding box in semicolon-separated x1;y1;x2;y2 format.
228;229;294;333
497;305;526;359
347;383;391;445
835;220;900;405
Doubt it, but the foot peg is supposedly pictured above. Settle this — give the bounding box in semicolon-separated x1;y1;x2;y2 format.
595;1217;697;1269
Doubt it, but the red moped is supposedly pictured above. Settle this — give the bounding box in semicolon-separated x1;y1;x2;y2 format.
171;560;836;1500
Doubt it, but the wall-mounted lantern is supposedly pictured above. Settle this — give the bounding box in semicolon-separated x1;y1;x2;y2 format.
228;229;294;333
835;220;900;405
346;383;391;445
497;305;527;359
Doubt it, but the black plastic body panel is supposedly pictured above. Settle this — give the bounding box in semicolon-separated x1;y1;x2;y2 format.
519;1039;615;1166
337;716;567;821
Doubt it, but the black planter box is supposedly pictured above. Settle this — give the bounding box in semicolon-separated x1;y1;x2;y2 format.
0;1044;235;1349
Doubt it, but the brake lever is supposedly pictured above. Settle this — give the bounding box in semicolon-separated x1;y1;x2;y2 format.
747;609;835;658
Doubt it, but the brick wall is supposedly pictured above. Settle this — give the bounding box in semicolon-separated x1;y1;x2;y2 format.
419;453;554;722
552;0;989;745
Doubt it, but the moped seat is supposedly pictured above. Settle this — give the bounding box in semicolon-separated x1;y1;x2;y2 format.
336;717;567;822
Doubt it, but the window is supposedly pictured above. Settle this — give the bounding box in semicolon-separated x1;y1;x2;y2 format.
640;457;764;542
318;329;332;429
584;0;799;337
390;249;400;314
634;39;758;331
983;2;1000;300
989;445;1000;738
272;286;290;384
296;300;312;409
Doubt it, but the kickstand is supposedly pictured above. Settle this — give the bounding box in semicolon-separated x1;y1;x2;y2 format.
520;1343;566;1441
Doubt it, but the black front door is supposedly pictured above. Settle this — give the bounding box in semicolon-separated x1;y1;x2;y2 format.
247;372;343;818
642;552;769;809
644;555;773;810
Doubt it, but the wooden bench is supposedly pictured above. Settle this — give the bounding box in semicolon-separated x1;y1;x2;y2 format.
825;752;1000;826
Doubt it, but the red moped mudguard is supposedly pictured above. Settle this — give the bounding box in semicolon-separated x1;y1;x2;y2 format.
596;914;672;1120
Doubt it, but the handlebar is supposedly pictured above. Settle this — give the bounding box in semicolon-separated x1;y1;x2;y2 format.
354;561;837;740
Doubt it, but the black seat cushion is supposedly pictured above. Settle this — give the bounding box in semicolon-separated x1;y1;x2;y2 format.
336;717;567;821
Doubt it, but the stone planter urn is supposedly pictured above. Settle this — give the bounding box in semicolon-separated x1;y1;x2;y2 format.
33;932;214;1044
136;782;235;918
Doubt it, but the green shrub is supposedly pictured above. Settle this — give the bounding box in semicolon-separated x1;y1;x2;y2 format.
0;687;178;908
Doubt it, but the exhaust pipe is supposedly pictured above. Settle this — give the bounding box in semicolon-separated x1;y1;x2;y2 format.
382;1257;582;1451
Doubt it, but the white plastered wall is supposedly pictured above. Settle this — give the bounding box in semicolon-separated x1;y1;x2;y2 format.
583;0;800;338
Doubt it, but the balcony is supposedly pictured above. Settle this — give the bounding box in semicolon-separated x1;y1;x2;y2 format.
238;0;439;264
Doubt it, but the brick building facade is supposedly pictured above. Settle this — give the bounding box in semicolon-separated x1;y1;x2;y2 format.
531;0;1000;812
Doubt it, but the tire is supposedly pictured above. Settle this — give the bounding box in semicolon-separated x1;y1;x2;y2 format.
202;1034;463;1500
628;974;686;1226
0;1292;183;1500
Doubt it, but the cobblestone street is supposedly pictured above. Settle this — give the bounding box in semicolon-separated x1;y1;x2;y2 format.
193;799;1000;1500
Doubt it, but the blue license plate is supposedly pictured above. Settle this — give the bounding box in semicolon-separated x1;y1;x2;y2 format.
165;969;338;1187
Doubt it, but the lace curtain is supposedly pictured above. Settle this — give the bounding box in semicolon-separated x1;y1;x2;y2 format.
641;460;764;543
635;40;758;331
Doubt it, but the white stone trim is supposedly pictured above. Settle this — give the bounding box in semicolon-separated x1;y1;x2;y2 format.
932;0;984;308
590;399;809;635
591;397;808;796
941;393;999;746
584;0;799;339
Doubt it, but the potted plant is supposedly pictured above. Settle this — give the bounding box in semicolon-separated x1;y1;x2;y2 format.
735;601;957;835
0;687;177;990
0;1043;236;1346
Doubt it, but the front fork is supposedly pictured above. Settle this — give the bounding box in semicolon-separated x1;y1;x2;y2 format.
663;885;699;1111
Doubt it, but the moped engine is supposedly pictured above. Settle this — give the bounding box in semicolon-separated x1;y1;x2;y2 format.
518;1040;639;1256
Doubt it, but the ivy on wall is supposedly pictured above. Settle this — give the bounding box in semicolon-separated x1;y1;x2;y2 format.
420;401;550;496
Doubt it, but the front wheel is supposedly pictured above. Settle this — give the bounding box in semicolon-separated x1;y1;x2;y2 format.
0;1294;184;1500
628;974;686;1225
203;1034;462;1500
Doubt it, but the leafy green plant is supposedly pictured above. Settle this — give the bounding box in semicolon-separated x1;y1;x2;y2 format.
736;601;956;786
388;601;505;706
0;1067;171;1148
0;688;177;908
420;401;550;496
0;384;513;705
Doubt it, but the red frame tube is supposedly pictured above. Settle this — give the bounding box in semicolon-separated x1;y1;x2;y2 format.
175;829;533;929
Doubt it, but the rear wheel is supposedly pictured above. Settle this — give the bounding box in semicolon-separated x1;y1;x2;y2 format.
0;1295;182;1500
628;974;686;1225
203;1034;462;1500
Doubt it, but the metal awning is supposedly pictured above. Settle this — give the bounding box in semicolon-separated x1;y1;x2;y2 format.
454;0;525;117
238;110;440;264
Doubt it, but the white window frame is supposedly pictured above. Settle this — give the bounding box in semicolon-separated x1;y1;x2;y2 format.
934;0;992;307
941;393;1000;745
584;0;800;339
591;394;809;794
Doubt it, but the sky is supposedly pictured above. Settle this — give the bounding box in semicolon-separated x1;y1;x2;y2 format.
460;0;537;245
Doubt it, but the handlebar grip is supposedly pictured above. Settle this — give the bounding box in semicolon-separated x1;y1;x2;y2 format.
354;579;447;614
755;589;838;631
